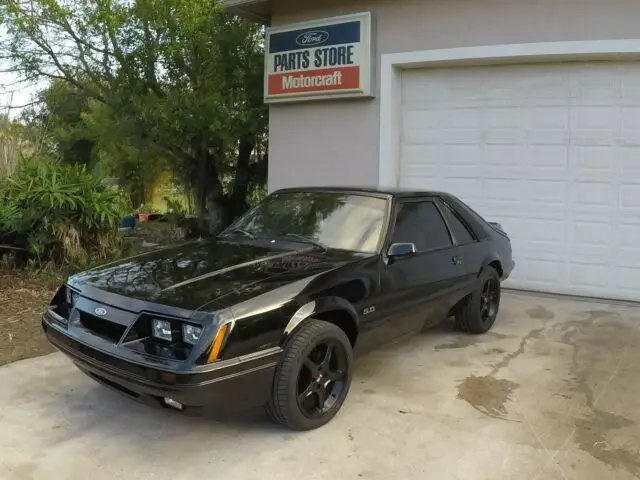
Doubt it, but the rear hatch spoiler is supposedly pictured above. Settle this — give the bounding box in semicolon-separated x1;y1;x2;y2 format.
489;222;509;238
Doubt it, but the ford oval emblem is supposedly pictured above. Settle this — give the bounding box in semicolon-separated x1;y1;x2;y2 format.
94;307;107;316
295;30;330;47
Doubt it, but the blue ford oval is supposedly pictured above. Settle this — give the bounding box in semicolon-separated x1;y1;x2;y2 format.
295;30;330;47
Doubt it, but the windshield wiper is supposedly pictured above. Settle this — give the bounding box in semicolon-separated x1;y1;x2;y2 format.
281;233;328;252
221;228;255;239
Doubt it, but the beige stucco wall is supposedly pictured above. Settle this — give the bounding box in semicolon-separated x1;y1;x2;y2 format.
267;0;640;192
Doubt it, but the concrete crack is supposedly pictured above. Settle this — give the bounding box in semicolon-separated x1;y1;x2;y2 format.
489;327;545;377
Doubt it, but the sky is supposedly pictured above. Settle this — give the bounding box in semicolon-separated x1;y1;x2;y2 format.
0;70;41;118
0;24;47;119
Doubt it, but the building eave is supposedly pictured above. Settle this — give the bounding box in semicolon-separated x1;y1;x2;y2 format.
221;0;272;24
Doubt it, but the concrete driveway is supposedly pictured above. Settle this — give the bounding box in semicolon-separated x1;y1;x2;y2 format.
2;292;640;480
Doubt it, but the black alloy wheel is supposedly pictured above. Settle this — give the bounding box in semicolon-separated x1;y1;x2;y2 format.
455;266;501;334
296;340;348;418
479;277;500;327
267;319;353;430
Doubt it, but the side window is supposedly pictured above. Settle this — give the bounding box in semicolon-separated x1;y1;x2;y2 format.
392;201;452;251
440;202;476;244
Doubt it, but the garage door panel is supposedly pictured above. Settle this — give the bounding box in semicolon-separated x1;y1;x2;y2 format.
572;222;613;248
614;250;640;269
620;185;640;208
531;107;570;129
525;180;566;205
620;107;640;128
529;220;566;244
516;258;566;285
619;224;640;247
401;145;439;163
485;130;528;144
613;267;640;291
442;145;482;166
570;106;620;130
568;264;611;289
400;61;640;301
573;146;614;175
525;130;569;145
529;146;569;167
571;182;616;209
403;110;440;129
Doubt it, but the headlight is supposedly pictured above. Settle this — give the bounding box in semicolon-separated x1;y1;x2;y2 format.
182;324;202;345
151;319;173;342
65;287;79;308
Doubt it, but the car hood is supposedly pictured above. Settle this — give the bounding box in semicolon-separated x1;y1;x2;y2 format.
69;239;366;311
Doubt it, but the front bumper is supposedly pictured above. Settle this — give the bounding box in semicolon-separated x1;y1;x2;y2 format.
42;317;281;414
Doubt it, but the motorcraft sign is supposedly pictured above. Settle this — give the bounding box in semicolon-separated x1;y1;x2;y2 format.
264;13;373;103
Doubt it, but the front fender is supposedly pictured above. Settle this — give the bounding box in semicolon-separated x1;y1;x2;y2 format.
282;296;359;341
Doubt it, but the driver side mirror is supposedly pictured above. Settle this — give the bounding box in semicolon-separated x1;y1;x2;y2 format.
387;242;417;259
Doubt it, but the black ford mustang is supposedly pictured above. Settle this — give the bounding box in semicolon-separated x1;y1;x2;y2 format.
42;187;514;430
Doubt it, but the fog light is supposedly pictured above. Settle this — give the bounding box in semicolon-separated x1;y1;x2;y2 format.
163;397;184;411
151;319;173;341
182;324;202;345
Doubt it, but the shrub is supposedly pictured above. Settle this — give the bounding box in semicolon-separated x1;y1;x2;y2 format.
0;155;131;266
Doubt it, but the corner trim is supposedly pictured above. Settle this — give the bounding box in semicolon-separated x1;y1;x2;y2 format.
378;39;640;188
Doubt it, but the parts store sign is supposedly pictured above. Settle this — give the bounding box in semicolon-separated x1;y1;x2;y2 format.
264;13;373;103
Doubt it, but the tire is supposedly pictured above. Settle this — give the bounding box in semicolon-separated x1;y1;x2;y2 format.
266;319;353;431
455;266;501;334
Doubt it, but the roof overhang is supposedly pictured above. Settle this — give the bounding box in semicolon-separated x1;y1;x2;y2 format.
221;0;272;24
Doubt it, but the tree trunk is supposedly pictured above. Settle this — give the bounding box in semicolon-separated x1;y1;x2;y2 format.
194;153;208;233
225;137;254;224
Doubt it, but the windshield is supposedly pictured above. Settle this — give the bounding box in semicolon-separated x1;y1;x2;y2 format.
222;191;388;253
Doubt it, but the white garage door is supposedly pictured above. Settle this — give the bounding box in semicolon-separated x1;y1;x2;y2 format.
400;62;640;302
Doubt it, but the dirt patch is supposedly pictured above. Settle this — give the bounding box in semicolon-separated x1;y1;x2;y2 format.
0;271;62;366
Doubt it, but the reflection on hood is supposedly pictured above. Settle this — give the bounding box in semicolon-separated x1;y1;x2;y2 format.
69;239;368;311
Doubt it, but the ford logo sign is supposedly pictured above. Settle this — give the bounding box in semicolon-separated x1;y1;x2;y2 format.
94;307;108;316
296;30;329;47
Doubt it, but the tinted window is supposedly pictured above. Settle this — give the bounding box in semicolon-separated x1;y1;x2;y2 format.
440;202;476;244
392;201;452;251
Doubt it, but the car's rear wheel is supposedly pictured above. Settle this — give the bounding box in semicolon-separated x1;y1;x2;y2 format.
455;266;501;334
266;319;353;430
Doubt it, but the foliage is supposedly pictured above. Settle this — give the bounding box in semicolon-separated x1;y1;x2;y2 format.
0;155;131;266
0;114;44;180
2;0;268;233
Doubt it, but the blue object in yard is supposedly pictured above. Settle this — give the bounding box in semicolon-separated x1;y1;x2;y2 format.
121;215;136;229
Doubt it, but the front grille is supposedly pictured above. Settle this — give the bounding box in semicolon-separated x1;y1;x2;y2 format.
78;311;127;343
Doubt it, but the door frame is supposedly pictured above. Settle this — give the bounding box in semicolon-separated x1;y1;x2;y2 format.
378;39;640;188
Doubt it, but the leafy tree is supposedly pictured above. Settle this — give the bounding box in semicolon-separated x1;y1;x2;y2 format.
22;80;95;166
2;0;268;232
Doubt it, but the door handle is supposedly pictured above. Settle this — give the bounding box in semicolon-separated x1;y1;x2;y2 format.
452;256;463;265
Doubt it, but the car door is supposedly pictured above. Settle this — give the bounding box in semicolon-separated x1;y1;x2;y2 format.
377;198;467;338
436;198;485;302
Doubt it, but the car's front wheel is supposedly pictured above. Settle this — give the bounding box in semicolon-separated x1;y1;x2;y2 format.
455;266;501;334
267;319;353;430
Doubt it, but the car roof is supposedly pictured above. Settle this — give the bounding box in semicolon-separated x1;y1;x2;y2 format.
272;185;449;199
